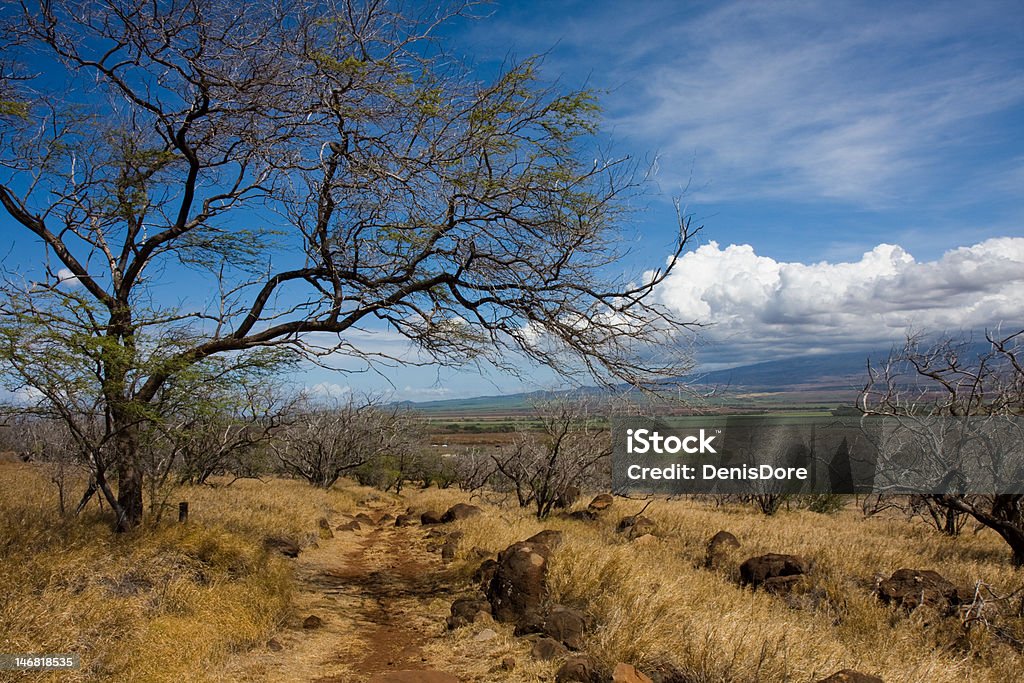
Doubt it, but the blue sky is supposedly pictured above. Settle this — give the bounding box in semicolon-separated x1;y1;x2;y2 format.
312;0;1024;399
4;0;1024;402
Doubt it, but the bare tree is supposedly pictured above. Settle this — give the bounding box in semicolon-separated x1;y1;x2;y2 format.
154;364;295;487
0;0;696;530
274;397;416;489
860;330;1024;566
492;397;611;519
452;447;498;492
0;413;83;514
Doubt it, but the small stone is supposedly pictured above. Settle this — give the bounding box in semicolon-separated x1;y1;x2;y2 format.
421;510;444;525
532;636;568;661
556;655;598;682
474;628;497;641
302;614;323;629
266;638;283;652
501;656;516;671
613;662;654;683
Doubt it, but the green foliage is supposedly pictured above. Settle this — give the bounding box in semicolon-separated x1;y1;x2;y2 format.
803;493;848;515
0;99;29;119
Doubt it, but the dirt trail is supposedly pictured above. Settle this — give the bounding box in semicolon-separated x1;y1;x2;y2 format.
224;504;462;682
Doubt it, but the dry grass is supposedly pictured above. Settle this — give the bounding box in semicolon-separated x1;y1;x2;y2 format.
413;489;1024;683
4;465;1023;682
0;462;372;683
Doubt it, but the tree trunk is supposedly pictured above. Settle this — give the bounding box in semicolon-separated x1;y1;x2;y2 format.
995;526;1024;568
113;421;144;532
116;460;144;531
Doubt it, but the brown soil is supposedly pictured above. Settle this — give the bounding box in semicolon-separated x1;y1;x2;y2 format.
223;503;462;682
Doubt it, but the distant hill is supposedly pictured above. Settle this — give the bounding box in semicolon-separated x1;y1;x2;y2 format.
688;350;879;392
406;343;994;415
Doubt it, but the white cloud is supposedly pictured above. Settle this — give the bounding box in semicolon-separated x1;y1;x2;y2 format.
56;268;81;288
398;385;453;400
612;1;1024;204
653;237;1024;362
307;382;351;399
477;0;1024;206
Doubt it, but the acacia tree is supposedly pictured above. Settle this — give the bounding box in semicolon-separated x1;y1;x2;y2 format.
860;330;1024;566
144;357;295;488
0;0;694;530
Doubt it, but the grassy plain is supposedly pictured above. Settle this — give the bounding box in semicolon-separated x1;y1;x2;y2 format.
3;448;1023;682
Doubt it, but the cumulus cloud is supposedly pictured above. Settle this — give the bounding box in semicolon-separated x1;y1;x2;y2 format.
307;381;351;399
652;237;1024;363
56;268;81;288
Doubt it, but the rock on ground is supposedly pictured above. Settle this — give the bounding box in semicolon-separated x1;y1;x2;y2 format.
739;553;809;590
440;503;483;523
875;568;967;612
487;538;556;628
705;530;740;569
612;662;654;683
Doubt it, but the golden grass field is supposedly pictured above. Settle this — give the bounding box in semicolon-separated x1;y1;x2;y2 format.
2;459;1023;682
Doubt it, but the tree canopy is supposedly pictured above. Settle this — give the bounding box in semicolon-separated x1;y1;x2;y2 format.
0;0;695;529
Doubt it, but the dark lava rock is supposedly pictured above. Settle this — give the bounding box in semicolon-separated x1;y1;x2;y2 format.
876;568;967;612
556;655;599;682
440;503;483;523
739;554;809;590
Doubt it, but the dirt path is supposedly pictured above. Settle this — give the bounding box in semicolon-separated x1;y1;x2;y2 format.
224;504;462;682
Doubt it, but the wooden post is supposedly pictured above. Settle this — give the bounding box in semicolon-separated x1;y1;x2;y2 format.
178;501;189;523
